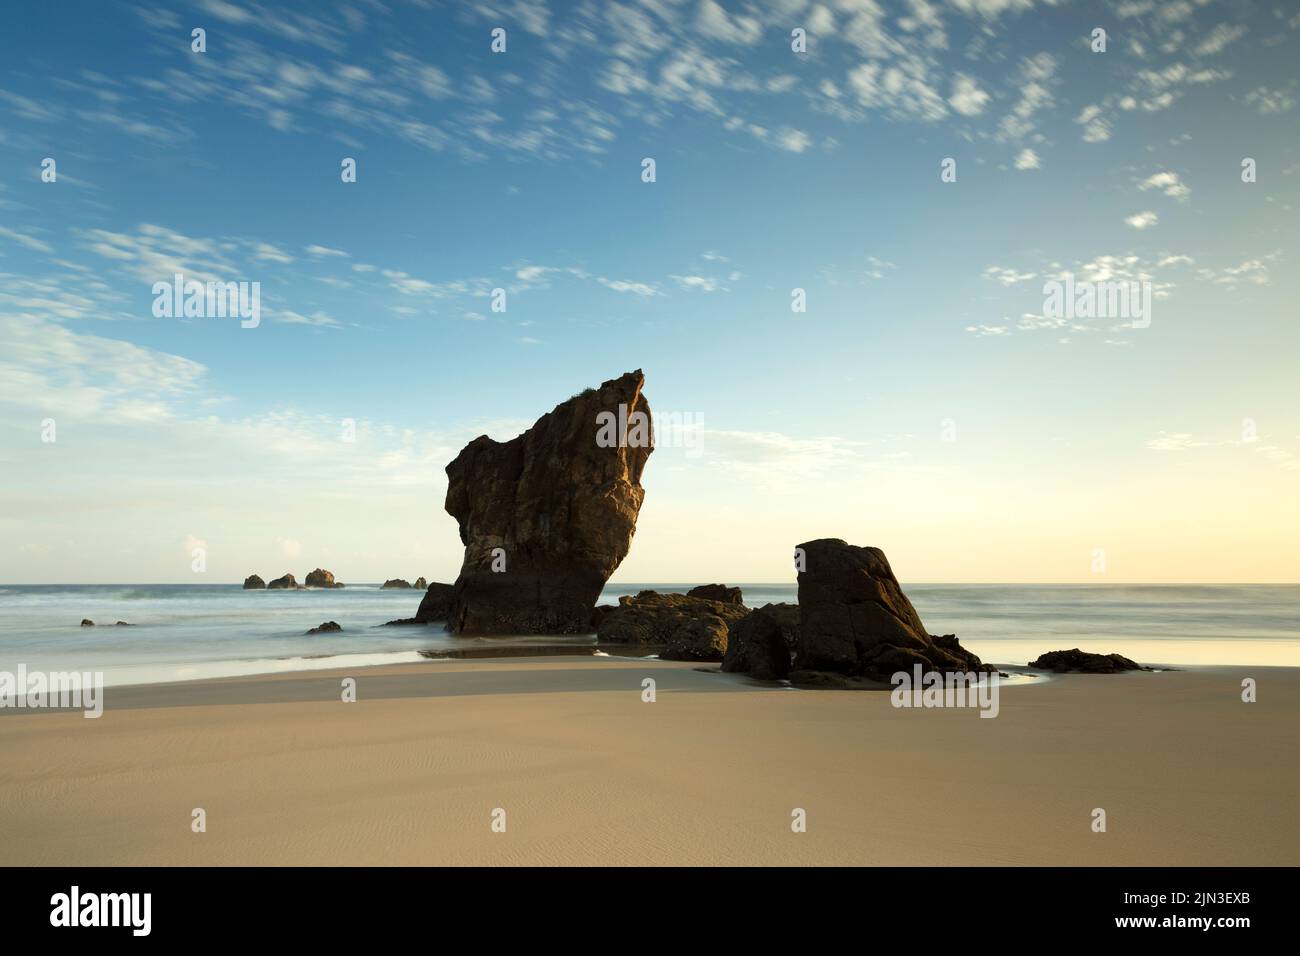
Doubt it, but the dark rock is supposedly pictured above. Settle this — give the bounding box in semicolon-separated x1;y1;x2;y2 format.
413;576;427;590
80;619;93;627
597;590;749;662
589;604;617;632
414;582;454;623
114;621;134;627
242;574;266;589
444;370;653;635
306;621;342;635
794;538;988;681
267;573;297;589
789;670;887;690
305;568;343;588
721;603;800;680
382;579;412;589
1029;648;1147;673
686;584;744;604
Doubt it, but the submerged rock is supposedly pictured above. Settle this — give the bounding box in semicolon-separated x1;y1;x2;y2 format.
794;538;988;681
444;370;653;635
722;603;800;680
1029;648;1146;673
382;579;412;589
243;574;266;589
267;573;297;589
597;591;749;662
114;621;134;627
304;568;343;588
686;584;744;604
306;621;342;634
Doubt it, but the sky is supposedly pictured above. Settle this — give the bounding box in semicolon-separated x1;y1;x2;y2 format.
0;0;1297;585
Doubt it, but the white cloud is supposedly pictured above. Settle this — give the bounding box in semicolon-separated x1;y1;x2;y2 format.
669;274;722;293
305;244;349;258
0;225;53;253
274;310;340;327
983;266;1037;286
598;277;659;296
695;0;762;44
254;242;294;264
1075;104;1112;142
1013;148;1039;170
949;0;1035;15
1140;170;1191;200
1125;211;1159;230
774;127;812;152
1195;24;1246;56
847;62;948;121
0;313;208;423
949;74;990;116
1244;86;1296;115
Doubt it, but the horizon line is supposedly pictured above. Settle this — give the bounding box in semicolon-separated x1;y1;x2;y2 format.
2;581;1297;588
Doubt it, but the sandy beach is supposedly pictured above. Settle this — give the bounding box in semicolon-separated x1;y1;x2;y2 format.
1;656;1295;866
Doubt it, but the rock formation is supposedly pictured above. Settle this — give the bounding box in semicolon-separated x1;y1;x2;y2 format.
687;584;744;604
597;591;749;661
243;574;266;589
80;619;93;627
794;538;987;681
304;568;342;588
589;604;617;632
385;582;455;626
413;576;427;590
1029;648;1147;673
306;621;342;634
443;370;653;635
267;573;297;589
415;582;454;622
722;603;800;680
382;579;412;589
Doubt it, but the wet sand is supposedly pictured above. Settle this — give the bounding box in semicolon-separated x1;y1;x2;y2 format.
0;657;1294;865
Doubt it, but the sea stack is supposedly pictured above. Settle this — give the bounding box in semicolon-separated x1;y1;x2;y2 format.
267;573;298;589
304;568;341;588
793;538;988;681
243;574;266;589
443;370;653;634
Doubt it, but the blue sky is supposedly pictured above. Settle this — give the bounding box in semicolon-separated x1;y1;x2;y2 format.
1;0;1298;584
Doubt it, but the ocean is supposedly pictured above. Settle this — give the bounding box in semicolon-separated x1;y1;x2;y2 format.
0;583;1296;686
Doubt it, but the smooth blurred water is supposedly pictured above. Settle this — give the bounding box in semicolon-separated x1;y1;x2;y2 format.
0;582;1295;685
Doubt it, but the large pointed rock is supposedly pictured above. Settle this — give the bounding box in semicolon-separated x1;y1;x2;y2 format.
444;370;653;634
794;538;988;680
